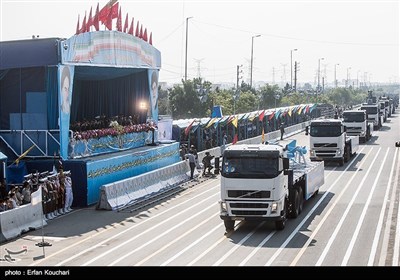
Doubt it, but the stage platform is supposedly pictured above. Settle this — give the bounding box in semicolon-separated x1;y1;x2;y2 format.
24;141;180;207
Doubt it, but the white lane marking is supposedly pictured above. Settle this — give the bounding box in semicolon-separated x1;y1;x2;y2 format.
239;231;275;266
186;235;226;266
212;222;265;266
316;147;381;266
341;148;389;265
288;147;373;266
393;153;400;266
368;147;399;266
265;146;367;267
238;160;337;266
134;213;219;266
160;223;221;266
107;200;217;266
55;184;218;266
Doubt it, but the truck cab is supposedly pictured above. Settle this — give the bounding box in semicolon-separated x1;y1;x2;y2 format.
219;143;324;231
360;102;381;130
379;101;387;123
342;110;372;143
307;119;359;166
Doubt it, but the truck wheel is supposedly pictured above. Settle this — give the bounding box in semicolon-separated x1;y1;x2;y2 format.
297;187;304;214
224;220;235;232
289;189;300;218
344;146;351;162
275;199;288;230
275;219;286;230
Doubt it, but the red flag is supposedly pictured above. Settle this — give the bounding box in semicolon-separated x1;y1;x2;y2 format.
135;21;140;37
128;18;134;35
75;15;80;35
232;134;238;145
99;0;117;23
139;24;143;38
268;111;275;120
143;28;148;42
123;13;129;33
111;2;119;19
259;110;265;121
184;120;195;136
149;32;152;45
79;12;87;33
116;7;122;31
105;9;113;30
86;7;93;32
93;3;100;31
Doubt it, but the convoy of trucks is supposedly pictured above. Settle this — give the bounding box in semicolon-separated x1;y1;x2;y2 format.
219;142;324;231
218;91;397;232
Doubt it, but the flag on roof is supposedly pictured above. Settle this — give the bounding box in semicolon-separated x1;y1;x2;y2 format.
259;110;265;122
231;116;238;128
184;119;195;136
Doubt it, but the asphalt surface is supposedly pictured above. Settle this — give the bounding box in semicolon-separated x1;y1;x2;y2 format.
1;112;400;267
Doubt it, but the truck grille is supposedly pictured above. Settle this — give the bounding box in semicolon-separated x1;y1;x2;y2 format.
314;143;337;147
230;203;269;208
227;190;270;198
315;150;337;157
232;210;268;215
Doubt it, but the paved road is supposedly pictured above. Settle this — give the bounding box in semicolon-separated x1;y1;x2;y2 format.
2;113;400;267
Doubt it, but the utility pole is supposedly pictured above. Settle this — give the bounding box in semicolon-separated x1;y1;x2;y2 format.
290;48;298;90
235;65;243;115
294;61;298;92
184;17;193;81
250;34;261;89
334;63;339;88
272;67;275;85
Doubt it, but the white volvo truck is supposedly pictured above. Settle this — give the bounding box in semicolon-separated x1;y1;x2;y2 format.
342;110;373;143
219;142;324;231
307;119;359;166
360;102;381;130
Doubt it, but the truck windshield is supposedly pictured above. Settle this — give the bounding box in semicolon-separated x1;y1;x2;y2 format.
343;112;365;122
361;107;378;114
221;156;279;179
310;125;342;137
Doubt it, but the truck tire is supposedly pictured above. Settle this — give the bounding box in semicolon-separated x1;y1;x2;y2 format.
275;219;286;230
224;220;235;232
297;187;304;214
344;146;351;162
289;188;300;218
275;199;288;230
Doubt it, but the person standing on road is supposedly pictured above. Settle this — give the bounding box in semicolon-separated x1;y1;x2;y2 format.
279;122;285;140
185;151;196;179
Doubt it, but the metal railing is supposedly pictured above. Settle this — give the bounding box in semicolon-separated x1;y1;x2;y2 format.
0;129;72;158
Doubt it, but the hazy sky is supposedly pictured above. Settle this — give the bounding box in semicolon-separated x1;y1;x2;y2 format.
1;0;399;86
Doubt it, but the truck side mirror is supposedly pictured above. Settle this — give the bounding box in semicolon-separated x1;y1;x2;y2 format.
305;126;309;135
343;126;347;132
282;158;289;170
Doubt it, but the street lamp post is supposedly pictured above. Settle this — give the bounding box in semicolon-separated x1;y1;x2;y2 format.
334;63;339;88
346;67;351;88
290;48;298;90
317;57;324;92
250;34;261;89
184;17;193;81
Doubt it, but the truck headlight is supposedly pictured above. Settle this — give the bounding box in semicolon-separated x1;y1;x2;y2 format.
310;150;315;156
271;202;278;213
337;149;342;156
220;201;228;212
